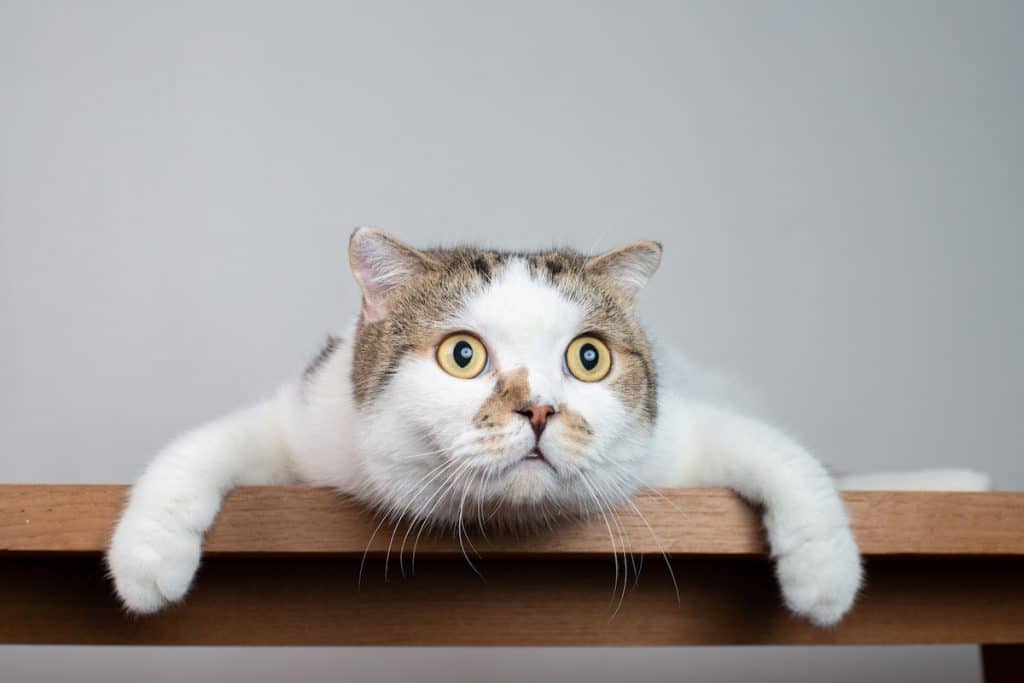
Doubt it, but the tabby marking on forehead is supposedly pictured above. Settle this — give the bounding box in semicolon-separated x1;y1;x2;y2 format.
349;257;489;405
349;243;658;422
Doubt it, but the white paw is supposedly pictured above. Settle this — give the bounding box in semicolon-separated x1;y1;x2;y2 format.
106;510;202;614
774;526;862;627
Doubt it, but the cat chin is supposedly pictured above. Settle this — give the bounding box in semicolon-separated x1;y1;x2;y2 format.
501;460;560;503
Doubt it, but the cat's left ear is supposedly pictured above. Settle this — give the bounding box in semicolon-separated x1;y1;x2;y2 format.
585;240;662;301
348;227;437;322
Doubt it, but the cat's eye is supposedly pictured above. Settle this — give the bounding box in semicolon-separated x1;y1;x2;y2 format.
437;333;488;379
565;336;612;382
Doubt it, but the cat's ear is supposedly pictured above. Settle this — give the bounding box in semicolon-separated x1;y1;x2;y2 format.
585;240;662;301
348;227;436;322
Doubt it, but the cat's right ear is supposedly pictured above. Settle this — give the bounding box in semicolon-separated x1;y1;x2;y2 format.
348;227;436;322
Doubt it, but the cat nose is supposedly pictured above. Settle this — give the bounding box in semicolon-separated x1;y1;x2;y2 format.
517;404;556;439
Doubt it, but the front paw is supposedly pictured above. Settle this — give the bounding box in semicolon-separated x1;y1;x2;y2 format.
106;512;202;614
774;527;862;627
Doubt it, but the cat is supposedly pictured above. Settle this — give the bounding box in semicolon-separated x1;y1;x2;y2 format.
106;228;989;626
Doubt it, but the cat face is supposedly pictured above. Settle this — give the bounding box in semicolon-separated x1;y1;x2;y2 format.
347;228;660;528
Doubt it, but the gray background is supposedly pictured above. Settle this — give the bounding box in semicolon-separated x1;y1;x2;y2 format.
1;1;1020;680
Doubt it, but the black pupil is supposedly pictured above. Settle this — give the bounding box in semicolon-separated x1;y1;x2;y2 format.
453;340;474;368
580;343;599;371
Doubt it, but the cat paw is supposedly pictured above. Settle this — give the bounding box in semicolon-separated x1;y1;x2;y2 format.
774;527;862;627
106;511;202;614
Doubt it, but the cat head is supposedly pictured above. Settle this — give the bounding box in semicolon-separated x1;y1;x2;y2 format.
347;227;661;528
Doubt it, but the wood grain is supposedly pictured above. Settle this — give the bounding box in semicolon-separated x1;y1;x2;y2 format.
1;486;1023;646
1;555;1022;646
2;485;1023;557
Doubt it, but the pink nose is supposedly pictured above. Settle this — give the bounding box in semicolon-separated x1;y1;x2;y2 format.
517;404;556;439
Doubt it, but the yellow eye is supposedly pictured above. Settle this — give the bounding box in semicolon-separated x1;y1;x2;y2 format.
565;336;612;382
437;333;488;379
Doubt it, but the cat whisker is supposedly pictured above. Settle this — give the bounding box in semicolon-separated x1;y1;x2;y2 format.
397;447;454;461
455;467;485;581
618;470;684;516
406;457;479;574
584;472;635;617
386;456;461;580
475;466;494;540
485;469;514;524
612;478;681;605
358;503;397;589
392;455;465;577
578;471;622;612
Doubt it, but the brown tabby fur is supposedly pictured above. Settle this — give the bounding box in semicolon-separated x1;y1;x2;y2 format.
341;234;659;426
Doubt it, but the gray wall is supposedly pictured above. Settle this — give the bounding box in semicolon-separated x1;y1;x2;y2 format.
1;1;1020;680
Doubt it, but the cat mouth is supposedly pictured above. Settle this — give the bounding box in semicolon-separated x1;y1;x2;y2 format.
517;447;557;472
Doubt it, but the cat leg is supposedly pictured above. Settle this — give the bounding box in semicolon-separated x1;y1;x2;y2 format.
652;398;862;626
106;399;295;614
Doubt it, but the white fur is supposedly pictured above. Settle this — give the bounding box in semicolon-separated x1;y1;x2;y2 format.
835;469;990;491
642;395;862;625
107;401;295;613
107;253;982;626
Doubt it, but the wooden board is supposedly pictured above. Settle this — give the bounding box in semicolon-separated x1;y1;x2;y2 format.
3;485;1024;557
1;485;1022;648
1;555;1022;646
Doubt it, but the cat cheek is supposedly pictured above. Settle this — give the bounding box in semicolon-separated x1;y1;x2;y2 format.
549;406;597;453
472;432;507;452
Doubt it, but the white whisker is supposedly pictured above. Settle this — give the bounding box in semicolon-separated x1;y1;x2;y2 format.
578;471;621;610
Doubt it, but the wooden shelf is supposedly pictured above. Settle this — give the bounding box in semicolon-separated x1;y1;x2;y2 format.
4;485;1023;557
1;484;1022;667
